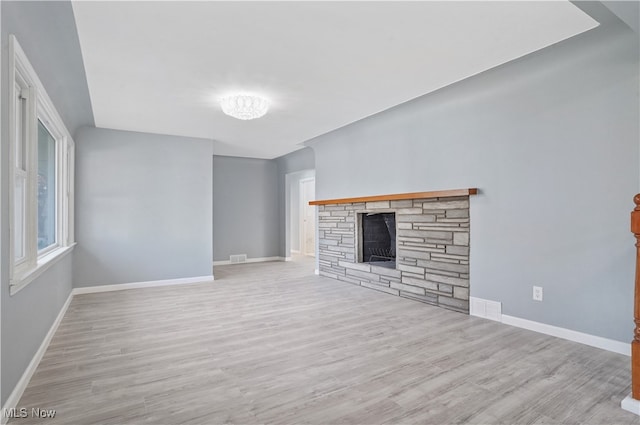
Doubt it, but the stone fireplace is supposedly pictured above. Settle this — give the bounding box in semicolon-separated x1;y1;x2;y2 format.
311;189;476;313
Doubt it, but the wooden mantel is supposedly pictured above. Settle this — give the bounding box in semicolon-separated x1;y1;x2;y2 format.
309;188;477;206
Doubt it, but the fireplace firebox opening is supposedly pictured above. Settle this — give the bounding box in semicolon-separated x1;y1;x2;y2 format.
358;212;396;269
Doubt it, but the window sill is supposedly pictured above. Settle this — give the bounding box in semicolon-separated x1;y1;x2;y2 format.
10;243;77;296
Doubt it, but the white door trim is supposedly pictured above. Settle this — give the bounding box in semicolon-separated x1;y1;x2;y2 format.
300;177;315;256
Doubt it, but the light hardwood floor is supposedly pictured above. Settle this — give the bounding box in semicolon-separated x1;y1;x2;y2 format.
11;258;638;424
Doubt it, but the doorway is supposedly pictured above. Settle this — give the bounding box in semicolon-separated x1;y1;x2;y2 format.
285;170;315;262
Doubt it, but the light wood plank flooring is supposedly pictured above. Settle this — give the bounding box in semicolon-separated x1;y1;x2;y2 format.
11;258;638;424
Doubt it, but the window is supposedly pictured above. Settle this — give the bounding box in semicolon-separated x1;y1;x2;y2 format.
9;35;75;294
37;120;57;252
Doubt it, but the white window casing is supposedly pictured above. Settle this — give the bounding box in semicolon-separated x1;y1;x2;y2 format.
8;35;75;295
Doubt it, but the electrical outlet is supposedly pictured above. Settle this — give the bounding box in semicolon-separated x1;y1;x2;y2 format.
533;286;543;301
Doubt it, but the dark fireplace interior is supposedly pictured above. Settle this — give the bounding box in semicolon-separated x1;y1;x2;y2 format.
361;213;396;268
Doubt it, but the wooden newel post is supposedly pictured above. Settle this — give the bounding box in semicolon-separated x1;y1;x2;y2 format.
631;194;640;399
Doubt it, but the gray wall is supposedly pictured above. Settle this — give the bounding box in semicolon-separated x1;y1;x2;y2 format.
1;1;93;136
74;127;214;286
1;1;93;405
603;1;639;33
306;10;639;343
213;156;279;262
277;147;315;174
276;148;315;257
1;256;72;406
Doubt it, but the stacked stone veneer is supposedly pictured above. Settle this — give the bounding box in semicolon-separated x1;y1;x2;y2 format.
318;196;470;313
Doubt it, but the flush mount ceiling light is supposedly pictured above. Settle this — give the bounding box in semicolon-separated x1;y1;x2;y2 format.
220;94;269;120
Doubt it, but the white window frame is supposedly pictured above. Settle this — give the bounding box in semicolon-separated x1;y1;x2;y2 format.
8;35;75;295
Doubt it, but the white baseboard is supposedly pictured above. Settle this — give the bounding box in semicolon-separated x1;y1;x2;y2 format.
622;395;640;416
314;269;320;275
73;275;214;295
470;297;629;356
1;292;73;424
213;256;285;266
290;250;301;254
501;314;630;356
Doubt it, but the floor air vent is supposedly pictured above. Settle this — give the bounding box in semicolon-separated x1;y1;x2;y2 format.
230;254;247;264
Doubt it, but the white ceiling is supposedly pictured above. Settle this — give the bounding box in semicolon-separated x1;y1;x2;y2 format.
72;1;598;159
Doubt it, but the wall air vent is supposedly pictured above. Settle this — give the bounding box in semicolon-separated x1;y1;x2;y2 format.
230;254;247;264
